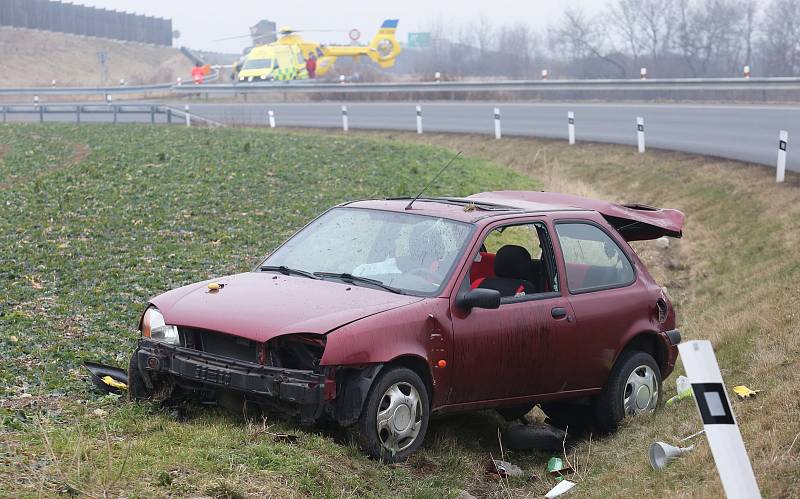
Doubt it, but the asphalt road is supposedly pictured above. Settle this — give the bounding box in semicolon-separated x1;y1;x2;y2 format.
180;101;800;172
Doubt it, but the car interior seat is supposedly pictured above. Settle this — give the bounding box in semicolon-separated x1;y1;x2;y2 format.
474;245;537;297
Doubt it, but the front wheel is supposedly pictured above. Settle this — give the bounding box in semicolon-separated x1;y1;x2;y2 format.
356;367;430;463
592;351;661;433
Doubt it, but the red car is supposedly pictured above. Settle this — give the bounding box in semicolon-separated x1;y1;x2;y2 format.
130;191;683;462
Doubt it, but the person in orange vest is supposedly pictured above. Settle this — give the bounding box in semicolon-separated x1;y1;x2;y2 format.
191;63;204;84
305;53;317;79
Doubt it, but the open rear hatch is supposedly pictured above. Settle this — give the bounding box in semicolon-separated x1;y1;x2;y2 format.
467;191;685;241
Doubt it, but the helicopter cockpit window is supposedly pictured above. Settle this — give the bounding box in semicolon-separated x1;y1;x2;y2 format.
242;58;273;70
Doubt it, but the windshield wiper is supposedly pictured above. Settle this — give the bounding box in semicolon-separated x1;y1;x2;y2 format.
259;265;320;280
313;272;405;294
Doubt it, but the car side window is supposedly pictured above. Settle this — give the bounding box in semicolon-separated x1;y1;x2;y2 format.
555;222;635;293
468;222;559;303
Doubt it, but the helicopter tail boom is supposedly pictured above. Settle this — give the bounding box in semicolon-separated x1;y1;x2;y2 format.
367;19;401;68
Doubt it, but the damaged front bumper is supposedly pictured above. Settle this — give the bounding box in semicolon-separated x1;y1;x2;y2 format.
136;339;328;423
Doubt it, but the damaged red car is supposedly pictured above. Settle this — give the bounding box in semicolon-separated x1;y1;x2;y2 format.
130;191;684;462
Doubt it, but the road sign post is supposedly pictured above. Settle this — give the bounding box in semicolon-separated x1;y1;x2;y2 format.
568;111;575;145
678;340;761;499
637;117;646;153
777;130;788;183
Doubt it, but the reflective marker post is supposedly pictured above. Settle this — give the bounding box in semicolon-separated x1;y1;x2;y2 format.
341;105;348;132
678;341;761;499
416;105;423;134
777;130;788;183
568;111;575;145
637;117;646;153
268;110;276;128
184;105;190;127
494;107;501;139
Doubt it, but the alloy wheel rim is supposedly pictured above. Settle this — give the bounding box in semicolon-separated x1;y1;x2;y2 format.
623;365;658;416
376;381;422;454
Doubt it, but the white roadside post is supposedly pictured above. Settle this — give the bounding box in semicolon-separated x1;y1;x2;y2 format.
493;107;501;139
106;94;112;105
184;105;191;127
776;130;788;183
341;105;349;132
541;69;548;80
434;71;441;83
33;95;39;106
637;117;646;153
678;340;761;499
51;79;57;88
339;75;346;84
743;65;751;79
568;111;575;145
176;77;183;86
415;105;423;134
268;110;276;128
640;67;648;80
119;78;126;86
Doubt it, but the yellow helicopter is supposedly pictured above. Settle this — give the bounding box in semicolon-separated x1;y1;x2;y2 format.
234;19;401;82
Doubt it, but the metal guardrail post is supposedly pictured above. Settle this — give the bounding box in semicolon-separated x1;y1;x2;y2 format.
1;106;5;123
150;105;156;124
39;106;44;123
113;105;118;124
76;105;81;124
167;108;172;124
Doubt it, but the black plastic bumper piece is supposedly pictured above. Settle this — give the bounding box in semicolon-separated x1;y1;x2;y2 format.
136;340;326;422
666;329;682;346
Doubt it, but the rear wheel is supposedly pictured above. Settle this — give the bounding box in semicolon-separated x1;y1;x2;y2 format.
356;367;430;463
592;351;661;432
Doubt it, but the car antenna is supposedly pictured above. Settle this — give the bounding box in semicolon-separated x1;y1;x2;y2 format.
405;151;462;210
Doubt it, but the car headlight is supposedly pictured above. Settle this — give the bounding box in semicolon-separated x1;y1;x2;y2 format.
141;306;179;345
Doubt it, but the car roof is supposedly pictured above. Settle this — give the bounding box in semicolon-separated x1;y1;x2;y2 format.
341;192;587;224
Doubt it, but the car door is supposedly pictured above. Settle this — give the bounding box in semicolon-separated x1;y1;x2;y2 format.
552;218;648;390
448;218;579;404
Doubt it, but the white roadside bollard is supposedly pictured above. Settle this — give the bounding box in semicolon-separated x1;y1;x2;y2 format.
177;77;183;86
541;69;548;80
51;79;56;87
415;105;423;134
493;107;501;139
434;71;441;83
341;105;349;132
568;111;575;145
268;110;276;128
640;67;648;80
106;94;112;105
34;95;39;106
777;130;788;183
743;65;751;79
184;105;191;127
339;75;346;84
678;340;761;499
637;117;646;153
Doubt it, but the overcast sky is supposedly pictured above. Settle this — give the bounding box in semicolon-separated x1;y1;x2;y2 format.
81;0;604;54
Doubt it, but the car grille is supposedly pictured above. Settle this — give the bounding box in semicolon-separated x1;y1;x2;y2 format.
179;327;259;364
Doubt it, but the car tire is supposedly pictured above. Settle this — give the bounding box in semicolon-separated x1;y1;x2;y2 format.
541;402;592;432
592;350;662;433
127;349;151;401
356;367;430;463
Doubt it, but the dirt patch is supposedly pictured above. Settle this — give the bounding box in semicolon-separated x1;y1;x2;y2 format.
0;144;10;161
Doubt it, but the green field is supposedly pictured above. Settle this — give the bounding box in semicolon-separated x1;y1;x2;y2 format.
0;124;540;497
2;124;799;498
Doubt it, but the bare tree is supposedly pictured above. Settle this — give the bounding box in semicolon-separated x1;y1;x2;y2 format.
760;0;800;75
550;6;627;77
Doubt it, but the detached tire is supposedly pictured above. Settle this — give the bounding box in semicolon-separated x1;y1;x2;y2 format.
356;367;430;463
592;350;662;433
127;349;151;401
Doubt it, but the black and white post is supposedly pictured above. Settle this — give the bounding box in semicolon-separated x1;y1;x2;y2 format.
678;340;761;499
184;105;191;127
341;105;349;132
493;107;501;140
637;117;645;153
568;111;575;145
415;105;423;134
777;130;788;183
268;110;276;128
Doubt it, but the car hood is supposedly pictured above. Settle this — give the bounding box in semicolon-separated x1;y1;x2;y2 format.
150;272;422;343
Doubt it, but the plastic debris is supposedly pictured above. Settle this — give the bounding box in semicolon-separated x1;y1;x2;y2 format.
649;441;694;470
488;459;524;478
546;457;565;482
732;385;760;399
504;422;566;451
666;375;693;406
83;361;129;395
655;236;670;249
545;480;576;498
101;376;128;391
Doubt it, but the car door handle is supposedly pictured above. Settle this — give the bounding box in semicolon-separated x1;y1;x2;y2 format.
551;307;567;319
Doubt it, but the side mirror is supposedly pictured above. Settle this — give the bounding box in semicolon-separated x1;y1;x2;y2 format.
457;288;501;311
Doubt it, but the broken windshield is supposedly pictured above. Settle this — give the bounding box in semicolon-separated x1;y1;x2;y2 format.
261;207;474;295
